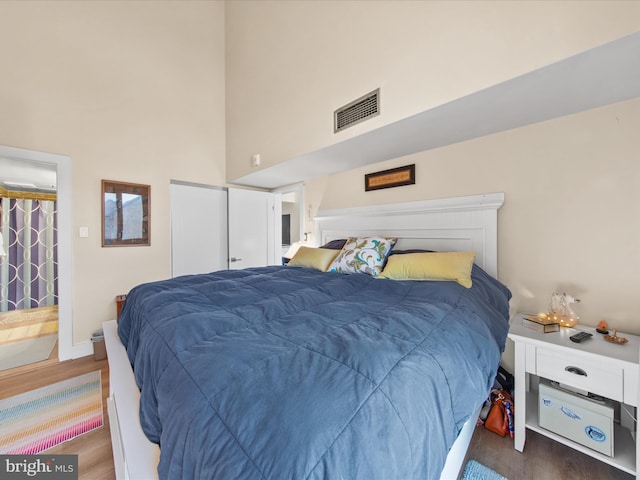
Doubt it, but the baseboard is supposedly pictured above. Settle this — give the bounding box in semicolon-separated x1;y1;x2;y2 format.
71;340;93;359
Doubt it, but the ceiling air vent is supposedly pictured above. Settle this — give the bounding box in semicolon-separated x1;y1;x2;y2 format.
334;88;380;133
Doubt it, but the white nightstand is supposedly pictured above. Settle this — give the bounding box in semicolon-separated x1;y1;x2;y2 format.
508;313;640;476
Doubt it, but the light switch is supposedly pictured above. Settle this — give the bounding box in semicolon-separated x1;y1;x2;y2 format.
79;227;89;238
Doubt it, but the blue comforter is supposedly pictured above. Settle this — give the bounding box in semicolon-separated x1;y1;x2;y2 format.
118;265;511;479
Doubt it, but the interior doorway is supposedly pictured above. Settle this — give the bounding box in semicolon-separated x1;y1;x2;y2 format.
274;183;305;261
0;146;71;370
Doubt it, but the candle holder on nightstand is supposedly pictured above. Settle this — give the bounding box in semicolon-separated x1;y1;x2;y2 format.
547;292;580;328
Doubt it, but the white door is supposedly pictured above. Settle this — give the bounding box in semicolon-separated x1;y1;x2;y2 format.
170;182;228;277
228;188;280;269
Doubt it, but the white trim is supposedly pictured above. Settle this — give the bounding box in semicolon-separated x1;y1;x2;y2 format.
71;340;93;359
316;192;504;219
169;179;228;192
0;145;73;361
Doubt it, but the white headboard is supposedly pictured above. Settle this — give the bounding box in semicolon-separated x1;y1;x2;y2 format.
315;193;504;278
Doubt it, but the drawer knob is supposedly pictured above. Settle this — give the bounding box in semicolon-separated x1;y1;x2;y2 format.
565;366;587;376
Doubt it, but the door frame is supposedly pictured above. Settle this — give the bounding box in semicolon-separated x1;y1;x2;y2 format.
272;182;305;246
0;145;74;361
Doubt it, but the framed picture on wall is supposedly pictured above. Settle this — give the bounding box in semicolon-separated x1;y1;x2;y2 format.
365;164;415;191
101;180;150;247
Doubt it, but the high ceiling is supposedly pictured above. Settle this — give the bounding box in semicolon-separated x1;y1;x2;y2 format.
232;31;640;189
2;32;639;193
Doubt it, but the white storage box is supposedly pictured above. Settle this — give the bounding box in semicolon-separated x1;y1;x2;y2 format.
539;381;615;456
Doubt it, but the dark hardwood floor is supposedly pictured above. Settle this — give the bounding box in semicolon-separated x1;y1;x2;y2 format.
0;355;635;480
465;424;633;480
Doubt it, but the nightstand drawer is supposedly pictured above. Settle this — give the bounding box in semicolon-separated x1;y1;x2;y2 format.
536;348;624;401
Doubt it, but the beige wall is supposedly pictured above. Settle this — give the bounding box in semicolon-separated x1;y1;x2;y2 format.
0;1;226;343
226;0;640;181
306;97;640;369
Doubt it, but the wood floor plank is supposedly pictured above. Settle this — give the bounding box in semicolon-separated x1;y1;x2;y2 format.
0;305;58;326
465;424;634;480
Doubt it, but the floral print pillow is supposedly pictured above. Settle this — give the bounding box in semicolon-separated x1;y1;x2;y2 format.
328;236;397;277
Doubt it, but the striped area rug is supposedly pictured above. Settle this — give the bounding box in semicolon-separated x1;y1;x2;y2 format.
0;370;103;454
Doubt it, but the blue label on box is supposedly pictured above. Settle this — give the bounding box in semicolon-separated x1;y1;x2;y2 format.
560;406;582;420
585;425;606;443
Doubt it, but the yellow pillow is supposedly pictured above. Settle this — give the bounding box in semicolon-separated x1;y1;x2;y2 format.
288;247;340;272
379;252;476;288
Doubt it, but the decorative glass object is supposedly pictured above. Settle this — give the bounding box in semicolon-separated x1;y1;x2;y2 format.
547;292;580;328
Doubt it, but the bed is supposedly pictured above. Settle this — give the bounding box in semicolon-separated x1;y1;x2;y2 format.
104;193;511;480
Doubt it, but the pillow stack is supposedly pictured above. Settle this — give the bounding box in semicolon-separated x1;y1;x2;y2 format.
288;236;476;288
288;236;396;277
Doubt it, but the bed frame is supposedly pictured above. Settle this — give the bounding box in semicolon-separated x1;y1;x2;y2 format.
103;192;505;480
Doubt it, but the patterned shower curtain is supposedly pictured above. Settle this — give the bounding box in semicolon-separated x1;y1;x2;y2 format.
0;196;58;312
